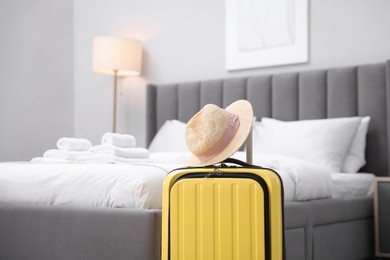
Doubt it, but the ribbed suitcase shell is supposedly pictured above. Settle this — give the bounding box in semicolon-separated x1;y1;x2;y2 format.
162;164;284;260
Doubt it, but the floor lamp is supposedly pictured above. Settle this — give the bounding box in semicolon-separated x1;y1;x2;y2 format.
92;36;142;133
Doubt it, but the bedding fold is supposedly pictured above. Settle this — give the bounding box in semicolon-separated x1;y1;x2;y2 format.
75;154;152;164
43;149;90;161
91;145;149;158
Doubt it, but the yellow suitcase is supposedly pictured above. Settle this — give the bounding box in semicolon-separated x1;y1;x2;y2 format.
161;158;284;260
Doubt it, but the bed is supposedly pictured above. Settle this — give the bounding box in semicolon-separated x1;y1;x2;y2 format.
1;60;389;260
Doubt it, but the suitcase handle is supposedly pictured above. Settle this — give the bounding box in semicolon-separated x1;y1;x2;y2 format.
222;158;261;168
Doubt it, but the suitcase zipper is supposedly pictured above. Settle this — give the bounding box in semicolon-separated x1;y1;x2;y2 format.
204;167;224;178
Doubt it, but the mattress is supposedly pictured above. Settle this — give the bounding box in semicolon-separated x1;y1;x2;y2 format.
0;152;376;209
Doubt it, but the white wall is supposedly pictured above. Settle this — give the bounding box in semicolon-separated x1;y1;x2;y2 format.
74;0;390;148
0;0;74;161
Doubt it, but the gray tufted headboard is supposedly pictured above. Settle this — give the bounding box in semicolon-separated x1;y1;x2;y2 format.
147;61;390;176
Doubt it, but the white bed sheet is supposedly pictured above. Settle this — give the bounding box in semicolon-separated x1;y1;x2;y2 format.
232;152;333;202
330;172;375;198
0;161;179;209
0;152;376;209
231;152;375;201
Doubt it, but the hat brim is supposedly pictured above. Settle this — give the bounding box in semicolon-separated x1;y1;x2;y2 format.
185;100;253;167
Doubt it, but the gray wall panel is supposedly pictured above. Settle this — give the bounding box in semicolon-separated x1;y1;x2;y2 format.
299;71;327;120
200;80;223;107
327;67;358;118
156;85;178;130
247;76;272;120
272;73;299;121
358;64;387;174
178;83;200;123
146;84;157;145
222;78;246;108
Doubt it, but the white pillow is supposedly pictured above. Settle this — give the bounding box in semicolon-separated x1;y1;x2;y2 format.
253;117;362;172
148;120;188;152
342;116;370;173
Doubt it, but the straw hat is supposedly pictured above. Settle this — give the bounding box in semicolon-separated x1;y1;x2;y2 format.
185;100;253;166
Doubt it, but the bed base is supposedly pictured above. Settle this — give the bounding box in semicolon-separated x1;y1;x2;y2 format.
0;203;161;260
0;197;373;260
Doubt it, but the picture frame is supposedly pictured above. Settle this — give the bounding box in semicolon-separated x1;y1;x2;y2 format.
226;0;309;71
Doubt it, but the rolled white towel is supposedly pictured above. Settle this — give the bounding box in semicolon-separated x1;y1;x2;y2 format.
57;137;92;151
101;133;136;148
91;145;149;159
44;149;90;161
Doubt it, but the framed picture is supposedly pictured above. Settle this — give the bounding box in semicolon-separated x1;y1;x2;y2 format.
226;0;309;71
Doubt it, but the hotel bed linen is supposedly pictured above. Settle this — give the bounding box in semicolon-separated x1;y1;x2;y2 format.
233;152;375;201
0;161;178;209
330;173;375;198
0;152;375;209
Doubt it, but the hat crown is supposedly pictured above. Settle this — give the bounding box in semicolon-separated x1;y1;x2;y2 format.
185;104;231;155
184;99;253;167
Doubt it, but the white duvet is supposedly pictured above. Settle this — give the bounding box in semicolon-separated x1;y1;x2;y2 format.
231;152;333;202
233;152;375;201
0;152;375;209
0;162;178;209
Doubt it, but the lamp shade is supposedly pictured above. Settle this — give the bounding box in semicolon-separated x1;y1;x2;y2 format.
92;36;142;76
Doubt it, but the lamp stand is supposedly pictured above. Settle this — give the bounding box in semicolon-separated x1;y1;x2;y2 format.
113;70;118;133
